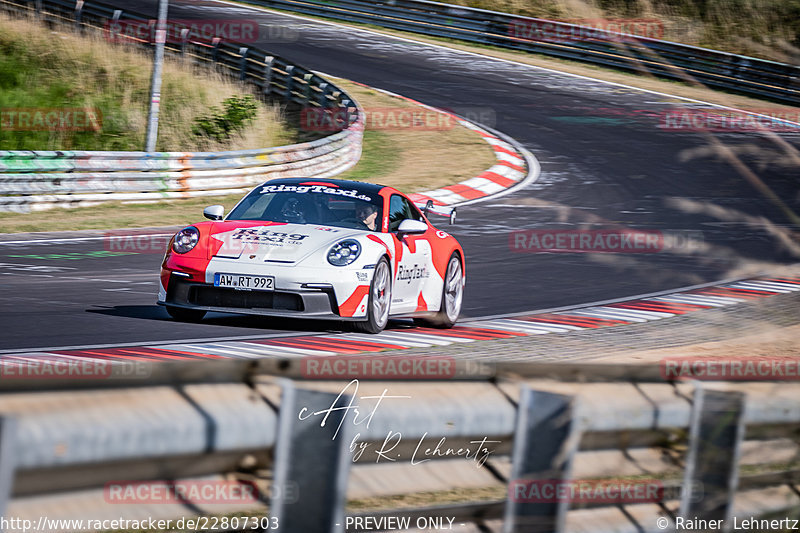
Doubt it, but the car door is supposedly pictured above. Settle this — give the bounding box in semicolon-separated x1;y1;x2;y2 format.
387;194;432;314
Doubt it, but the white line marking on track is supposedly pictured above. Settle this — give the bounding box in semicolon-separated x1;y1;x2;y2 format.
476;320;554;334
0;233;173;245
727;282;793;293
738;281;800;291
653;295;738;306
336;333;428;347
594;306;676;318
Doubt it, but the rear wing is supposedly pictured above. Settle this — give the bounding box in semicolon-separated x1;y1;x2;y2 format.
415;200;456;224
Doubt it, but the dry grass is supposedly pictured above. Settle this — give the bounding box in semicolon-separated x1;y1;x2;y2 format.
333;79;496;192
601;322;800;364
0;78;498;233
444;0;800;63
0;14;291;152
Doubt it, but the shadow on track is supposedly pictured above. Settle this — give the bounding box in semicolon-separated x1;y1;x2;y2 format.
85;305;416;334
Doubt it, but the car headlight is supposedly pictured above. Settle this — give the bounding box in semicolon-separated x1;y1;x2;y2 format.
172;226;200;254
327;239;361;266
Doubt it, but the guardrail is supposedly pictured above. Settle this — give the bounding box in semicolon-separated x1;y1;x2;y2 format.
1;359;798;532
242;0;800;105
0;0;364;212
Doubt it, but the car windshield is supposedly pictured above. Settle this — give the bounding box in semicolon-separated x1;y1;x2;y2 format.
227;183;384;232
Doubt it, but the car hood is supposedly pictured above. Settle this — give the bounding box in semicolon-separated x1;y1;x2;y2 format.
208;221;361;264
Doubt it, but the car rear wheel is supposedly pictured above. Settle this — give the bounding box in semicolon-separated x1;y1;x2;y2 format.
415;253;463;328
166;305;207;322
353;258;391;334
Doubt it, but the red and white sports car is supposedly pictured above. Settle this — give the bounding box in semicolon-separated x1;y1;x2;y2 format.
157;178;465;333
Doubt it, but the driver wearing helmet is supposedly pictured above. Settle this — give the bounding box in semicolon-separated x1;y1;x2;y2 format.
279;196;306;223
355;203;378;231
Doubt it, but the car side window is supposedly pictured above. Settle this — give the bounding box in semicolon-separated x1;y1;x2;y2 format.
388;195;423;232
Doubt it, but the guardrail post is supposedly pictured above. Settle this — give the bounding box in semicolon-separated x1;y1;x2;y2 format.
679;386;745;527
0;417;17;518
270;380;353;533
340;99;351;127
210;37;221;64
503;387;579;533
238;47;249;81
318;82;329;108
107;9;122;43
262;55;274;95
73;0;83;32
34;0;42;18
179;28;189;56
303;73;313;103
284;65;295;102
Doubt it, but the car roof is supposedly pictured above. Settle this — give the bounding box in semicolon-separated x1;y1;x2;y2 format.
260;178;394;197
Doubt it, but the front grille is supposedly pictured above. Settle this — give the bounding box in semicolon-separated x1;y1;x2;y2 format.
188;286;304;311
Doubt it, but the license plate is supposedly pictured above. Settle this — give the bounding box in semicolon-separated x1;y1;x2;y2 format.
214;273;275;291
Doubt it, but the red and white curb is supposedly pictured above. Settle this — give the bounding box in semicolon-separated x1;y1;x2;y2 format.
408;121;530;207
345;80;535;208
4;275;798;364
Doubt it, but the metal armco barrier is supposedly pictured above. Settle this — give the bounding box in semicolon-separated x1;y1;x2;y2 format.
0;359;799;532
0;0;365;212
240;0;800;105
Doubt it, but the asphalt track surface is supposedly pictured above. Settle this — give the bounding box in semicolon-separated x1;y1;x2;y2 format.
1;1;799;351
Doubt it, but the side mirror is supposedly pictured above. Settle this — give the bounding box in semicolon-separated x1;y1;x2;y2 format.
449;207;456;225
423;199;434;218
397;219;428;235
203;205;225;221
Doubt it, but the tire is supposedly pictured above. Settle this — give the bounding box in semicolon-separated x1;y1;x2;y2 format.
353;258;392;334
415;253;463;328
166;305;207;322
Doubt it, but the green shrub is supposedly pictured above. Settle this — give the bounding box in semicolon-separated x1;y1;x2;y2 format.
192;95;259;142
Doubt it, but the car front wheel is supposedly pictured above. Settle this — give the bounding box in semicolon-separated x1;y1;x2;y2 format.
416;253;463;328
353;258;392;334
